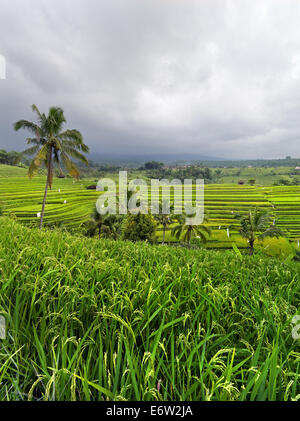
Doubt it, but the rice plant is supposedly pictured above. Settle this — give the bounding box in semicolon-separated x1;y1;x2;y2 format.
0;217;299;401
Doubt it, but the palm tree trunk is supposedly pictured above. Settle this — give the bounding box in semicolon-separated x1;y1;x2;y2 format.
162;227;166;244
39;146;52;230
249;239;254;256
98;224;102;240
188;228;192;245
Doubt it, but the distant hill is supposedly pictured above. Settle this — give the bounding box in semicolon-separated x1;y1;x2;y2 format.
89;152;223;167
197;158;300;168
88;153;300;168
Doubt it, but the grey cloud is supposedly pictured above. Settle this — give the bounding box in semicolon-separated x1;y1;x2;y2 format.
1;0;300;158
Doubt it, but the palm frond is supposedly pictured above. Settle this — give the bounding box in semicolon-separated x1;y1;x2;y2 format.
27;157;40;178
53;149;60;164
22;145;40;156
171;224;184;240
59;130;82;143
60;152;80;179
14;120;40;134
15;105;89;184
31;104;46;127
33;144;49;167
47;107;66;134
197;224;212;236
59;145;89;166
59;131;90;154
259;226;283;239
256;212;270;231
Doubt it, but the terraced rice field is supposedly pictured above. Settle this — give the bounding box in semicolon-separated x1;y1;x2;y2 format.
152;184;300;248
0;173;100;228
264;187;300;240
0;166;300;247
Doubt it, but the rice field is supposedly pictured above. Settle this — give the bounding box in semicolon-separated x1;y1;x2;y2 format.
0;217;299;400
0;173;100;228
1;165;300;250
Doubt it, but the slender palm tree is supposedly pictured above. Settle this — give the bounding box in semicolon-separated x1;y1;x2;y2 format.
14;105;89;229
154;200;175;244
172;212;211;245
235;208;283;255
85;206;120;239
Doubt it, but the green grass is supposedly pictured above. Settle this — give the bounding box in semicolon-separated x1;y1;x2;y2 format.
0;164;29;177
214;166;300;185
0;217;299;401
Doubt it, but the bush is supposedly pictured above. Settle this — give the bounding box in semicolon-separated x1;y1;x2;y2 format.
121;212;156;242
256;237;295;259
293;250;300;262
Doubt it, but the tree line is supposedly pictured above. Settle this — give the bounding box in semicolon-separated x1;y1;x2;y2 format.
139;161;213;182
0;149;22;166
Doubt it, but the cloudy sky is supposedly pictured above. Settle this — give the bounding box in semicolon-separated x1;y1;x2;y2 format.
1;0;300;159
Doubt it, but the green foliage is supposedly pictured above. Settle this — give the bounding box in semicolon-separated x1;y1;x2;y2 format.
14;104;90;229
122;212;156;242
197;158;300;168
1;165;300;245
171;213;211;244
143;160;164;170
0;164;28;177
85;206;121;239
154;200;176;244
235;208;283;255
14;104;89;182
276;178;292;186
256;237;295;260
294;250;300;262
0;149;22;166
138;163;212;182
0;217;299;401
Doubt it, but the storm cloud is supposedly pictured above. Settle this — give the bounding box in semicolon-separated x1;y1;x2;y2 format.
1;0;300;159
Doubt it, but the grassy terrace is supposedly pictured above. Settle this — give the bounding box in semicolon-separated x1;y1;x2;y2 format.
1;165;300;250
0;217;299;400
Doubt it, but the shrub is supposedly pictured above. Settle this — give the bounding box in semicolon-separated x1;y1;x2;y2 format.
256;237;295;259
121;212;157;242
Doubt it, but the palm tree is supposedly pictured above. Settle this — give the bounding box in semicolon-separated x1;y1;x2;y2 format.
172;212;211;245
235;208;283;255
85;206;120;240
14;105;89;229
154;200;175;244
